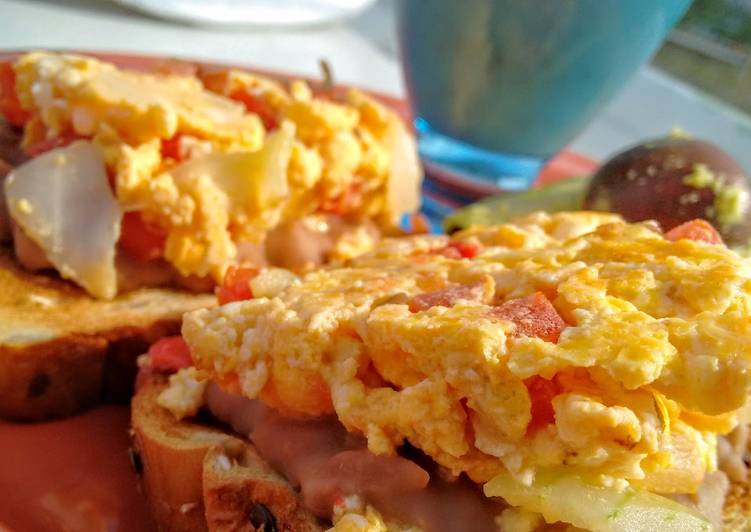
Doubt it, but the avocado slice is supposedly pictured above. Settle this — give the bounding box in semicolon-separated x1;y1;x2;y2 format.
444;177;590;233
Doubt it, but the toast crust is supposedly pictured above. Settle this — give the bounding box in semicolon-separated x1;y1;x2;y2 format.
203;444;322;532
0;248;214;420
131;374;322;532
132;373;228;532
1;321;177;420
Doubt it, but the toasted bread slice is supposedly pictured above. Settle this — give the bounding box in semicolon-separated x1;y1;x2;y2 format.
131;374;322;532
131;374;230;531
0;249;215;420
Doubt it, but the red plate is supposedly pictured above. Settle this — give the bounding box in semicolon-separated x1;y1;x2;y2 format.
0;51;596;532
0;407;151;532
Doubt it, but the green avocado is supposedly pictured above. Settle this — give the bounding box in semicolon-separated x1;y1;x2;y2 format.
443;177;591;233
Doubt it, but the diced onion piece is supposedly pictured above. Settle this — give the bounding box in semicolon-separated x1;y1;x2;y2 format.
484;470;711;532
5;141;121;299
169;121;294;212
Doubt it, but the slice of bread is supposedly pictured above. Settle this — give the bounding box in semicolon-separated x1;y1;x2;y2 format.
131;374;322;531
0;249;215;420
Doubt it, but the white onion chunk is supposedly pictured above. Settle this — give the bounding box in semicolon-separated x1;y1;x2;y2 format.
5;141;121;299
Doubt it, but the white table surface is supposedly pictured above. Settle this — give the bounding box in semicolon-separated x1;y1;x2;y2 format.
1;0;750;169
0;0;404;94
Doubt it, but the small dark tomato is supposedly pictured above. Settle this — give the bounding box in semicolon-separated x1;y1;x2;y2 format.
583;138;751;246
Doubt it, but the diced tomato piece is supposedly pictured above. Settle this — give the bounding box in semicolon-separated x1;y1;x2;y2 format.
408;281;486;312
148;336;193;373
490;292;566;343
409;213;431;235
118;212;167;261
320;183;363;216
524;375;560;435
229;88;278;131
0;61;30;127
161;134;184;161
664;219;723;245
197;67;229;93
154;59;198;77
436;240;482;259
24;132;81;157
332;495;346;510
216;266;257;304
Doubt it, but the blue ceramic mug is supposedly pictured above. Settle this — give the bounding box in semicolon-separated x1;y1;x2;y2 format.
398;0;692;191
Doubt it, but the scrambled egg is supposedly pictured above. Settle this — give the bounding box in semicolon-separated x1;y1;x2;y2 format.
329;496;421;532
179;211;751;496
157;366;208;419
12;52;418;281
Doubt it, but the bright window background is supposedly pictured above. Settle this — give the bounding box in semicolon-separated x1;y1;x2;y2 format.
1;0;749;168
653;0;751;118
